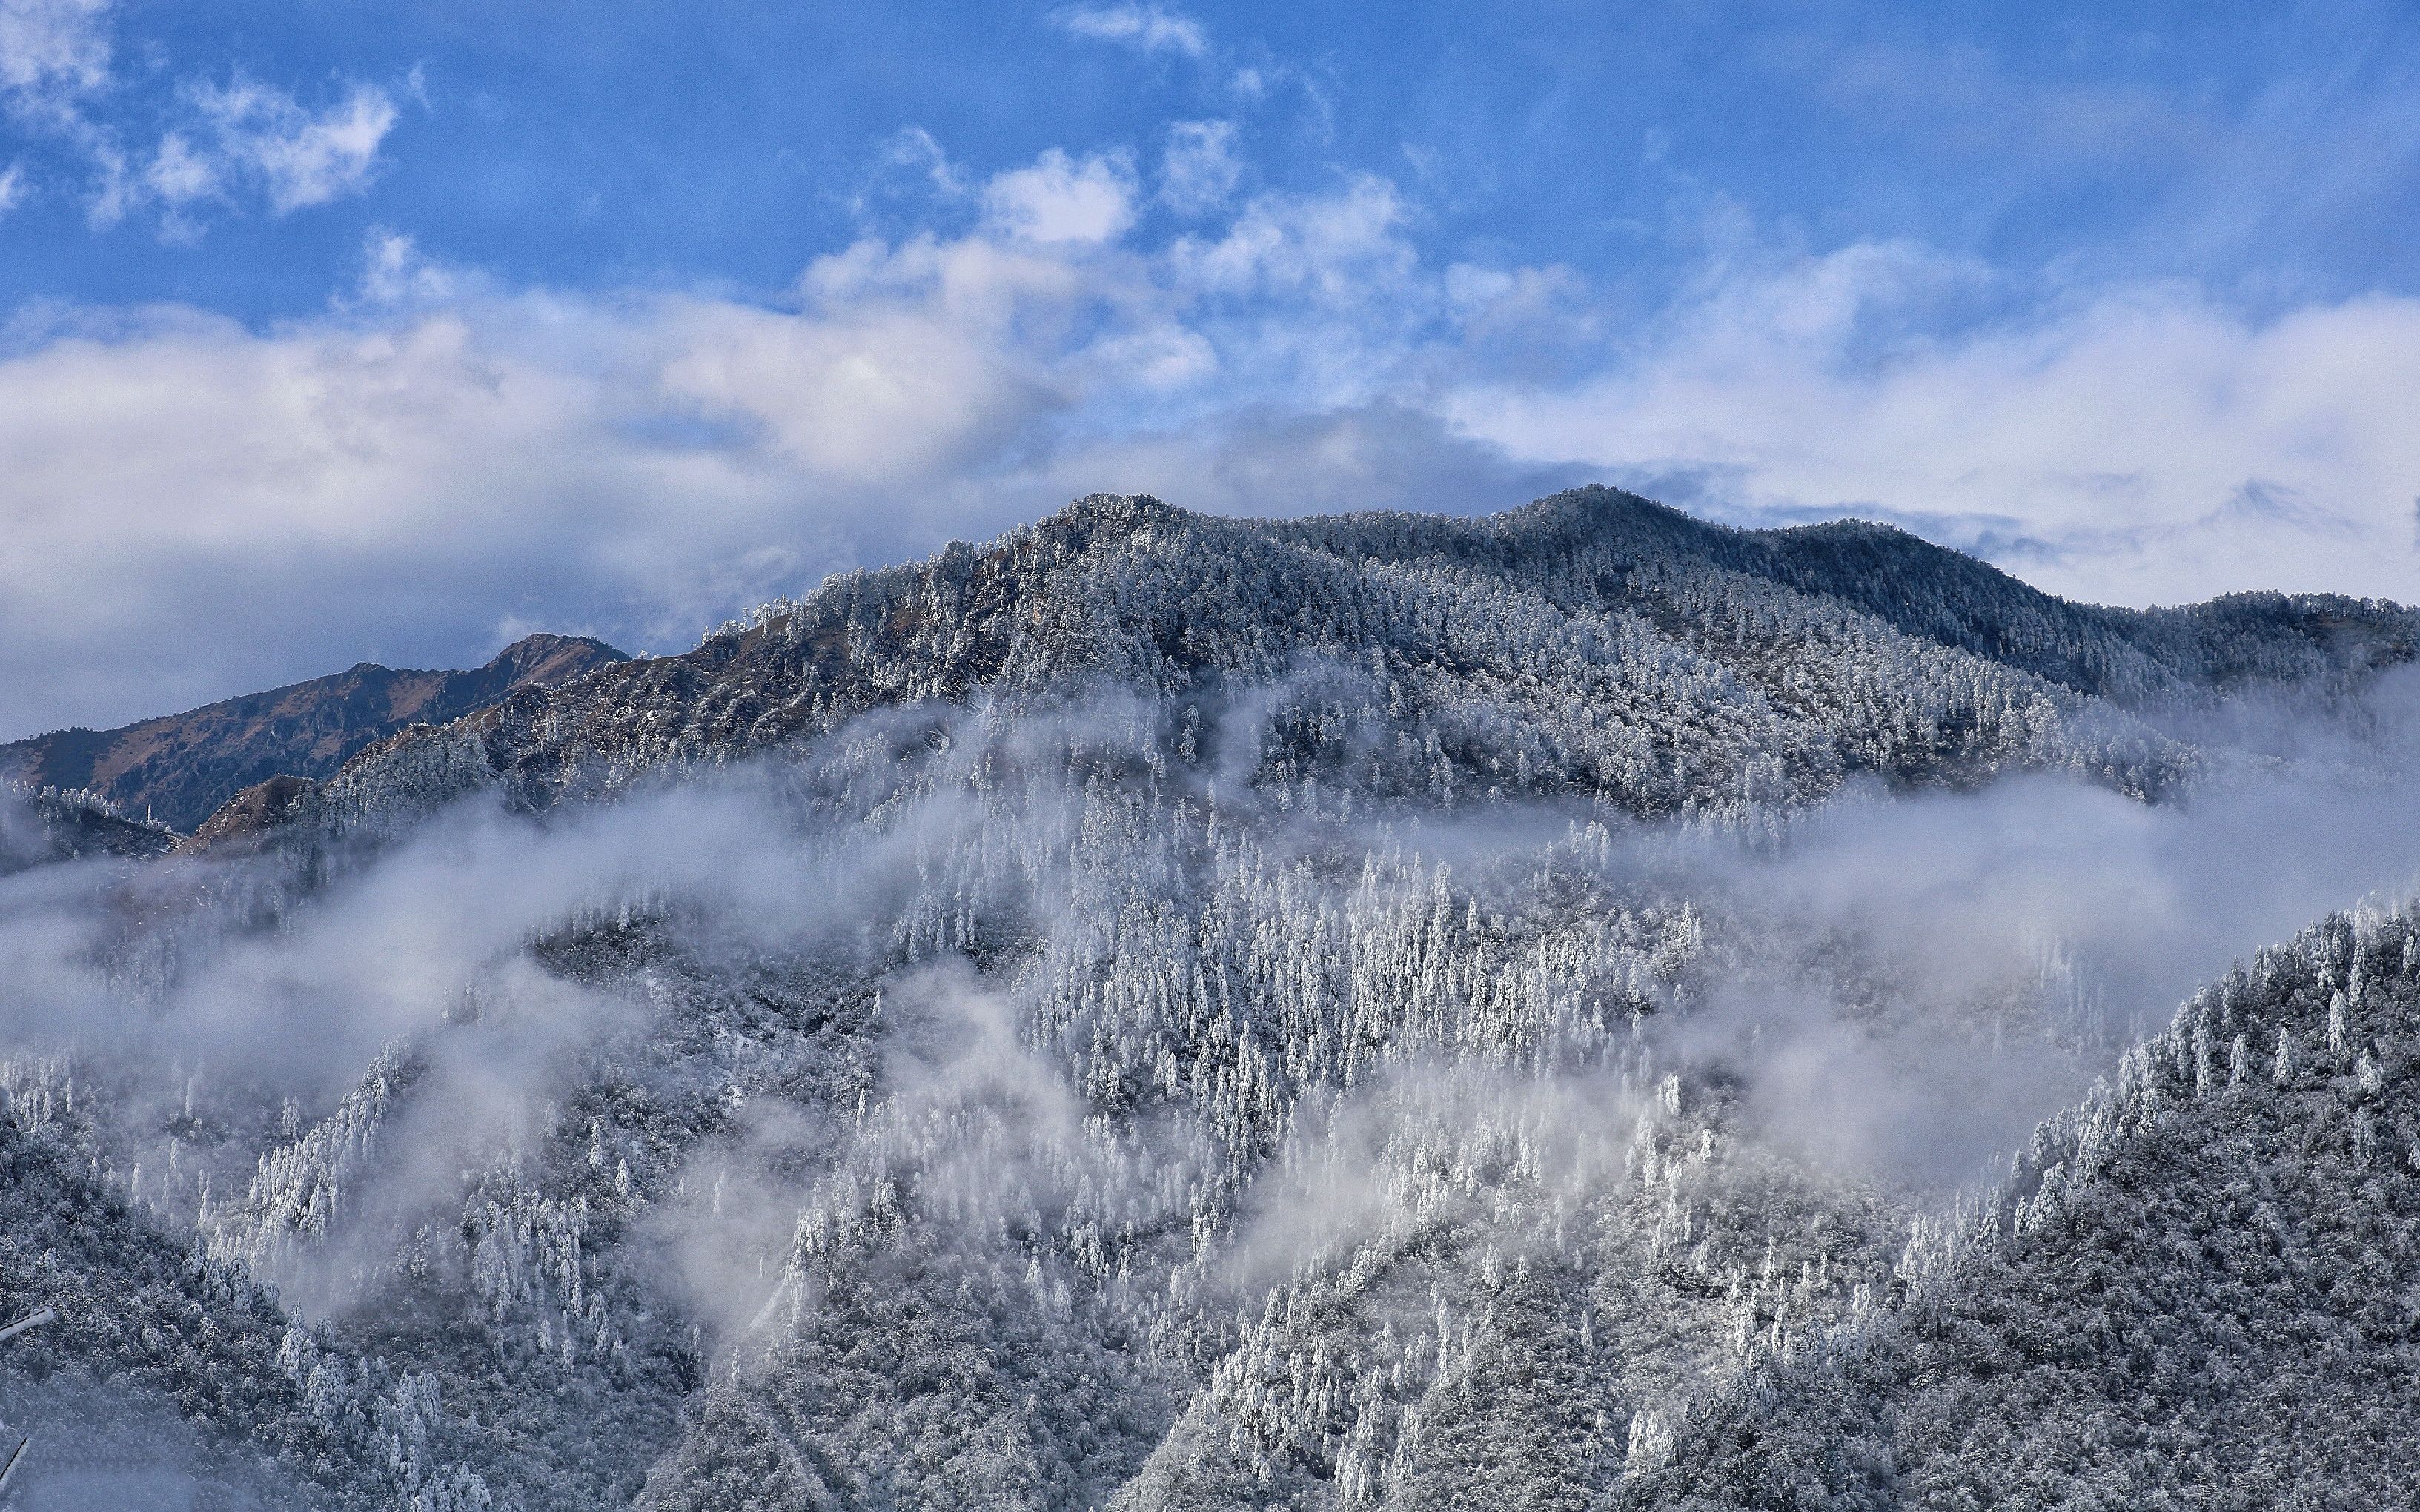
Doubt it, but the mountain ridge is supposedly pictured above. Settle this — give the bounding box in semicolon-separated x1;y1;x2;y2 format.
0;631;629;832
191;488;2414;846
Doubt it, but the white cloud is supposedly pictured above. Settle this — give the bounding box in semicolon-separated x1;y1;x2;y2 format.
0;305;758;733
0;223;1118;732
1173;173;1415;307
1445;244;2420;606
1075;320;1217;391
0;162;22;214
0;0;111;110
0;161;1471;736
357;228;462;305
143;130;217;205
0;1;396;228
2;119;2414;741
1048;2;1207;59
191;78;398;213
869;125;963;200
981;147;1136;245
1159;119;1240;214
654;273;1064;484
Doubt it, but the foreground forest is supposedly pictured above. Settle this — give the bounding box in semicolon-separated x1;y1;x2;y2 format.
0;488;2415;1509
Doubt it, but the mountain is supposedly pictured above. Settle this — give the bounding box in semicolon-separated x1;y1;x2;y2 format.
0;488;2414;1510
197;489;2410;843
0;632;629;834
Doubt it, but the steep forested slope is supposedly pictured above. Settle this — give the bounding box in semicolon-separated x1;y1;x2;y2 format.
0;1077;428;1510
1636;906;2420;1510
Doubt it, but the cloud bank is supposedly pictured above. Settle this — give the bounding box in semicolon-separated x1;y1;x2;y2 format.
1;108;2415;737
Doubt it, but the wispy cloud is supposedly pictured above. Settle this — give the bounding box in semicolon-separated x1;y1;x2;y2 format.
0;0;112;113
96;77;400;228
0;0;397;229
1778;33;2207;168
1048;2;1208;59
356;227;462;305
1159;119;1241;215
190;76;397;213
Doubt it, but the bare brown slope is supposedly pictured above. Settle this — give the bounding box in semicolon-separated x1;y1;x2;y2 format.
0;634;626;832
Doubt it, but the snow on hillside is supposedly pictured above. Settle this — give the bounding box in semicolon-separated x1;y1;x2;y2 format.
0;491;2413;1508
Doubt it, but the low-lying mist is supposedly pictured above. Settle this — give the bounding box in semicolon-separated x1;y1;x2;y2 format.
0;666;2414;1495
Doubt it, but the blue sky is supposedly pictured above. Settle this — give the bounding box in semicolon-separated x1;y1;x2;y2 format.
2;0;2418;735
13;1;2420;317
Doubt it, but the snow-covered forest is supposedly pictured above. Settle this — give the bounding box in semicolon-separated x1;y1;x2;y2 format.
0;488;2415;1509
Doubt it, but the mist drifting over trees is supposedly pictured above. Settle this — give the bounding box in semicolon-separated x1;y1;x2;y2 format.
0;489;2414;1508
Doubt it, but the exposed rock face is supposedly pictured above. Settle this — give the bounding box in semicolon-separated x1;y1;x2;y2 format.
0;634;627;832
185;774;322;851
